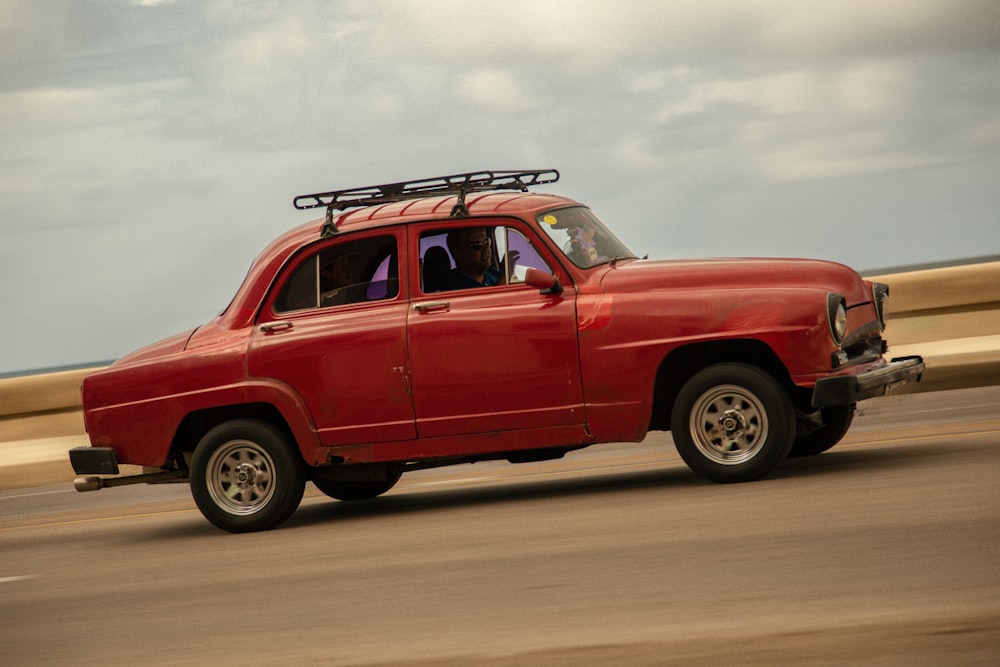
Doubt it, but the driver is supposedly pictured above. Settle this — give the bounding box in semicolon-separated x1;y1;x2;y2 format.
445;227;500;289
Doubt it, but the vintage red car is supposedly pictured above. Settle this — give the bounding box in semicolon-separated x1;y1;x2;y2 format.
70;170;924;532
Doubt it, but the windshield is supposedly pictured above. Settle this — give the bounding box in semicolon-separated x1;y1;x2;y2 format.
537;206;635;268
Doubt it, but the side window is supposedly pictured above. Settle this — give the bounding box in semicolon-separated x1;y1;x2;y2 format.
418;225;551;293
499;227;550;283
275;235;398;313
276;255;319;312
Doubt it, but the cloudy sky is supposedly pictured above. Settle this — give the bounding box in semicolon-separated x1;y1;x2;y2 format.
2;0;999;375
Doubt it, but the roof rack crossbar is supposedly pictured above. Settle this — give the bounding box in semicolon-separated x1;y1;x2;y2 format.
293;169;560;212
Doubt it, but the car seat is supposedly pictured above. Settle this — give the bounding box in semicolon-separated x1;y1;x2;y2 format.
422;245;452;293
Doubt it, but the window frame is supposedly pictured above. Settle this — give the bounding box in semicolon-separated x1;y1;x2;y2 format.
413;219;560;296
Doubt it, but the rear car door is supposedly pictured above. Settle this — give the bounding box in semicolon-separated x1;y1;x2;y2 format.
248;229;416;446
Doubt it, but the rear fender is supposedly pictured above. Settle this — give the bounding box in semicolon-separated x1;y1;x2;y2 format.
86;380;321;468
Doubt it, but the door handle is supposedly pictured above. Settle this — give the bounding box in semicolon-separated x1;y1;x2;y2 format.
260;321;293;333
412;300;450;313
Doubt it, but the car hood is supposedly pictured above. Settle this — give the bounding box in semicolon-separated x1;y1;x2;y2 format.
600;258;870;302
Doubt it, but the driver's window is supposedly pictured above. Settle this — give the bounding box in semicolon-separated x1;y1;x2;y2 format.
499;227;550;284
419;225;551;293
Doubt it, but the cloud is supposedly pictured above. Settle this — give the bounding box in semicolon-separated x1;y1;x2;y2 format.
1;0;999;373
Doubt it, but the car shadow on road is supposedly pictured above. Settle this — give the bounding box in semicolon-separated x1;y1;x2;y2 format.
775;437;986;480
287;464;701;530
137;436;986;538
291;436;987;530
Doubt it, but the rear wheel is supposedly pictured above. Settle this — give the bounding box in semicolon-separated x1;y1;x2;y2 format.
789;405;855;458
671;363;795;483
190;419;305;533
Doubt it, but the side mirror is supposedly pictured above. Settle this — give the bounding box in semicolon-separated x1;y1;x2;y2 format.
524;268;562;294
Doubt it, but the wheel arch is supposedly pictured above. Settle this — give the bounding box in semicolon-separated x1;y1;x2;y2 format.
650;338;794;431
168;403;300;468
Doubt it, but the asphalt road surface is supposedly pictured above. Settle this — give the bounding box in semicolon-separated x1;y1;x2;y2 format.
2;387;998;665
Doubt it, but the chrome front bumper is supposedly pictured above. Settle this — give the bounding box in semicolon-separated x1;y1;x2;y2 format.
811;356;925;407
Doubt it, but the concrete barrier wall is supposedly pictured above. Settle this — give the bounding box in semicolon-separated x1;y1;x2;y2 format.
0;368;97;488
2;261;998;446
0;368;96;443
868;261;1000;393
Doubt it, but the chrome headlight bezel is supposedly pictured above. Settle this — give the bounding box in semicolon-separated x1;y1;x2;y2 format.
827;293;847;345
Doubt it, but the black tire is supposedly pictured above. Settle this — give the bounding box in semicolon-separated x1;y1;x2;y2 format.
312;471;401;502
190;419;305;533
789;405;855;458
671;363;795;483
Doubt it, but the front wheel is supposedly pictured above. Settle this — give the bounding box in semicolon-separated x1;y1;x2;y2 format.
190;419;305;533
671;363;795;483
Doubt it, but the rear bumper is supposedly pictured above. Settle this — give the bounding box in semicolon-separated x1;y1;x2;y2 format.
69;447;120;475
812;356;925;407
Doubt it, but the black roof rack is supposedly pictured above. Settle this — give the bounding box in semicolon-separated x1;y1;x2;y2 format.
293;169;559;216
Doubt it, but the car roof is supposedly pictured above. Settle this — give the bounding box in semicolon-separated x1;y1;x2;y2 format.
271;190;581;252
217;190;582;331
335;191;579;230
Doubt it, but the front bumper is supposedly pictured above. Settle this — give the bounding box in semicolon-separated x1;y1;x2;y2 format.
811;356;925;407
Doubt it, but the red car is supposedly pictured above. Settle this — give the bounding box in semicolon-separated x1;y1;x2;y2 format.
70;170;924;532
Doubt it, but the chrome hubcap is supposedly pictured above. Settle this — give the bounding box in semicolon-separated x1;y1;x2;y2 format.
205;440;276;515
720;409;747;437
689;384;769;465
234;463;257;488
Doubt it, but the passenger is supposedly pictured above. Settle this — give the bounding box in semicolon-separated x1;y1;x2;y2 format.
565;222;605;266
320;253;357;306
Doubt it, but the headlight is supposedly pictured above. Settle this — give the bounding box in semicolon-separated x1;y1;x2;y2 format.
872;282;889;330
827;293;847;345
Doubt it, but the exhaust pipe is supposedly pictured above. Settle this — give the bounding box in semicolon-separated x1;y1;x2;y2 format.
74;476;105;492
73;470;187;492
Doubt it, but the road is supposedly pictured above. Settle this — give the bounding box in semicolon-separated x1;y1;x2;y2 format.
2;387;999;665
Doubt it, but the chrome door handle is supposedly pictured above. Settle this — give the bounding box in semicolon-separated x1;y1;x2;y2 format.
412;301;450;313
260;321;293;333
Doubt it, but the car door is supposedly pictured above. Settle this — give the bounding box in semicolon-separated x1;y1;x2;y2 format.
406;222;585;439
247;230;416;446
